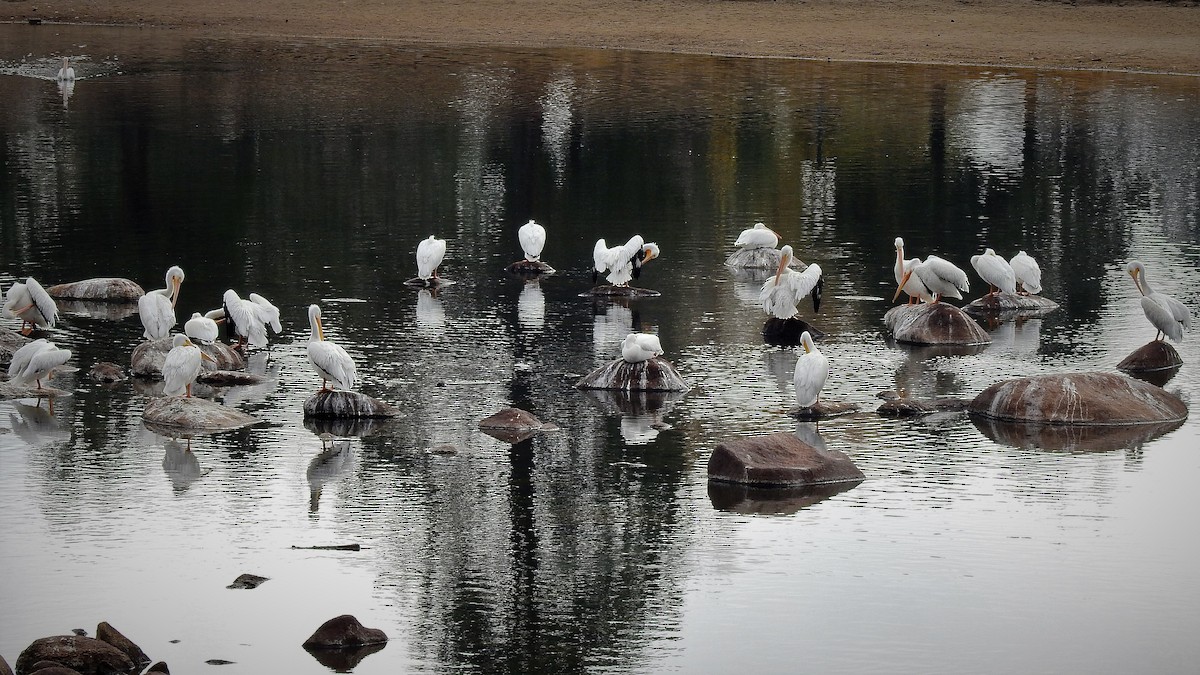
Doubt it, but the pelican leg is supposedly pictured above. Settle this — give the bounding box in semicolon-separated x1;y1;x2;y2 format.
185;382;192;398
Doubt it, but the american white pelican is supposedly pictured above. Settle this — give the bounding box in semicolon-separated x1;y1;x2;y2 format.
621;333;664;363
894;255;969;303
734;222;780;250
222;289;268;349
248;293;282;334
970;248;1017;295
1126;260;1191;342
3;278;59;334
184;312;220;344
307;304;357;391
7;338;71;389
1009;251;1043;295
56;57;75;82
893;238;933;304
162;334;215;397
760;245;823;319
518;220;547;262
416;235;447;285
138;266;184;340
593;235;660;286
793;331;828;408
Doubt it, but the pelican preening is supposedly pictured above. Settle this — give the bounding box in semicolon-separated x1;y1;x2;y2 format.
184;312;220;345
970;248;1017;296
138;266;184;340
249;293;282;334
518;220;547;262
1010;251;1043;295
56;57;75;82
621;333;664;363
417;235;447;285
894;255;969;304
222;289;269;350
734;222;781;250
162;334;215;397
7;338;72;390
793;331;828;408
307;304;357;391
760;245;823;319
893;238;933;305
1126;260;1191;343
593;235;660;286
3;277;59;334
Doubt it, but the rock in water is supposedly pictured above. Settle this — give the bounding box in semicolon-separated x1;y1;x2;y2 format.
478;408;547;443
963;292;1059;316
761;317;825;346
504;260;556;275
884;303;990;346
45;277;145;301
707;432;864;487
1;326;32;367
968;372;1188;425
131;337;244;377
302;615;388;649
96;621;150;670
578;285;661;298
227;573;269;589
1117;341;1184;374
575;357;689;392
789;401;860;420
877;397;971;417
0;654;11;675
303;390;400;418
15;636;134;675
142;396;260;432
723;247;802;270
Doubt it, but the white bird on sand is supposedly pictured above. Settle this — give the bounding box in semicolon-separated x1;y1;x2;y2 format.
893;237;933;304
7;338;72;390
734;222;781;250
1126;260;1191;342
162;334;215;397
894;255;969;303
593;235;660;286
793;331;829;408
248;293;282;334
970;248;1017;295
56;56;75;81
621;333;664;363
1009;251;1043;295
184;312;220;345
138;266;185;340
416;235;447;285
3;278;59;334
518;220;547;262
222;289;268;349
307;304;357;391
760;245;824;319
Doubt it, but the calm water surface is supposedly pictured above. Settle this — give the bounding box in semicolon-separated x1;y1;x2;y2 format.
2;25;1199;674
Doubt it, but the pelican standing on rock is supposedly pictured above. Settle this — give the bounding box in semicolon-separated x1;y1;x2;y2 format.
518;220;547;262
593;235;660;286
307;304;357;391
162;334;214;397
56;56;75;81
417;235;447;285
894;256;969;304
222;289;268;350
3;278;59;334
760;245;824;319
249;293;282;335
734;222;781;250
793;331;828;408
138;266;184;340
970;248;1017;296
1126;260;1191;342
1009;251;1043;295
621;333;664;363
7;338;71;390
893;238;933;305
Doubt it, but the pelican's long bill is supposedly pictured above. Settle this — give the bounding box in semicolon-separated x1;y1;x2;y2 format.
774;248;791;285
1128;266;1145;296
315;315;325;341
893;270;913;302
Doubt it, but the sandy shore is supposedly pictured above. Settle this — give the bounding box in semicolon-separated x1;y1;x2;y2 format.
10;0;1200;76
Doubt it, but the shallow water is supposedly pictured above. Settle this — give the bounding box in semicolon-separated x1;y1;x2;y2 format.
1;24;1199;674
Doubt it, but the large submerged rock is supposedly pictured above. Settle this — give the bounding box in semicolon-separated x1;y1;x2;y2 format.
130;337;244;377
303;390;400;418
142;396;260;432
1117;340;1184;379
15;635;134;675
884;303;990;346
723;247;802;270
575;357;689;392
762;317;825;346
45;277;145;301
95;622;150;671
963;292;1059;317
578;285;660;298
302;615;388;649
478;407;555;443
1;326;32;367
968;372;1188;425
707;432;864;487
504;260;556;275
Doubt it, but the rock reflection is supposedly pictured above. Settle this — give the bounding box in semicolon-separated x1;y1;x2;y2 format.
971;415;1187;453
983;316;1043;358
708;480;861;516
307;436;354;514
303;416;395;438
304;642;386;672
55;298;138;321
580;389;682;445
162;438;203;493
221;352;279;407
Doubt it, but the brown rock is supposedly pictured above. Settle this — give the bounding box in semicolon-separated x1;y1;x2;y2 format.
94;623;149;670
707;432;865;487
130;338;243;377
302;390;400;418
884;303;990;346
963;292;1059;316
575;357;689;392
302;615;388;649
1117;340;1184;374
0;653;12;675
877;396;971;417
15;636;134;675
1;326;33;367
478;408;546;443
789;400;859;420
762;317;825;346
146;663;168;674
142;396;260;432
45;278;144;301
27;666;81;675
968;372;1188;425
88;362;126;383
226;573;269;589
504;260;556;275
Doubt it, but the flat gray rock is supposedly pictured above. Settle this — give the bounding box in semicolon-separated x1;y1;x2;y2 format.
131;338;244;377
575;357;689;392
963;292;1059;317
789;401;859;420
142;396;260;432
884;303;990;346
877;397;971;417
504;260;556;275
45;277;145;301
578;285;660;298
723;247;803;270
968;372;1188;425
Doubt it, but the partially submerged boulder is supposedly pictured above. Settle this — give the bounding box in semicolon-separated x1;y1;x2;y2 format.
575;357;689;392
0;382;71;401
579;285;660;298
1117;341;1183;375
303;390;400;418
95;622;149;671
478;407;555;443
723;247;802;270
968;372;1188;425
196;370;270;386
884;303;990;346
707;432;865;487
963;292;1059;317
789;401;859;420
973;415;1185;452
505;260;556;275
45;277;145;301
15;636;134;675
142;396;260;432
302;615;388;649
227;573;269;589
88;362;127;383
708;480;861;515
130;338;244;377
403;277;455;288
1;326;32;367
762;317;825;346
877;396;971;417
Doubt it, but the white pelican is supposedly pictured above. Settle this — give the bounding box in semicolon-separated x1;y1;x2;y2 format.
893;238;933;304
621;333;664;363
162;334;214;397
793;331;828;408
56;57;75;82
970;248;1017;295
518;220;546;262
222;289;268;349
734;222;780;250
307;304;357;391
1009;251;1043;295
7;338;71;389
894;255;969;303
1126;260;1191;342
593;235;660;286
184;312;219;344
760;245;823;319
138;266;184;340
3;278;59;334
416;235;447;285
249;293;282;334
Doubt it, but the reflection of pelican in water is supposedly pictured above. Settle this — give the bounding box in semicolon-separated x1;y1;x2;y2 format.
308;436;354;513
985;317;1042;358
517;280;545;330
793;421;827;452
592;302;633;355
58;77;75;109
415;289;446;331
580;389;682;446
221;352;279;407
1126;260;1191;342
162;438;203;493
8;401;71;447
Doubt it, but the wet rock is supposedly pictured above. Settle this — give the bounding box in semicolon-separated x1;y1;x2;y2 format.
203;659;234;666
504;260;556;275
88;362;126;383
429;444;459;455
884;303;990;346
402;277;455;288
708;480;862;515
1117;341;1184;374
478;408;548;443
972;415;1186;452
723;247;802;270
707;432;865;487
578;285;661;298
142;396;260;432
130;338;244;377
963;292;1059;316
968;372;1188;425
302;615;388;649
303;390;400;418
0;654;11;675
877;396;971;417
761;317;825;346
575;358;689;392
226;573;269;589
70;630;86;637
15;636;133;675
1;326;32;367
196;370;269;386
304;643;387;671
0;382;71;402
45;278;144;301
95;622;149;671
26;664;80;675
789;401;859;420
146;663;168;674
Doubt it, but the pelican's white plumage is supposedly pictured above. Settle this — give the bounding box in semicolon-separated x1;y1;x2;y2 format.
162;334;209;397
734;222;780;250
223;289;268;349
184;312;219;344
1009;251;1043;295
1126;260;1191;342
56;57;75;82
4;277;59;333
416;235;447;283
970;248;1017;295
518;220;546;262
896;255;969;303
621;333;664;363
593;235;659;286
7;338;71;389
760;245;824;319
893;238;932;304
793;331;828;408
307;304;357;391
249;293;282;334
138;266;184;340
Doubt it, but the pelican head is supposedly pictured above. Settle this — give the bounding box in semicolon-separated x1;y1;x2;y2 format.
166;266;185;306
800;330;815;354
641;243;659;263
308;304;324;341
894;237;905;251
1126;260;1145;295
775;245;794;284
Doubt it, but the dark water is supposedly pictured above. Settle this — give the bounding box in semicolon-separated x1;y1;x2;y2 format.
2;25;1199;674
